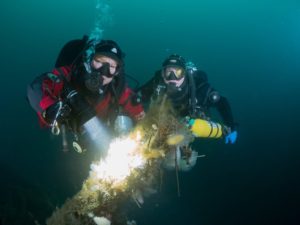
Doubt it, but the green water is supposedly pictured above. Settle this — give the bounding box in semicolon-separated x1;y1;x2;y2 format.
0;0;299;224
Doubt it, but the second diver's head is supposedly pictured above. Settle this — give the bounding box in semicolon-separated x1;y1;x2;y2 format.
160;54;190;109
83;40;125;93
161;54;187;89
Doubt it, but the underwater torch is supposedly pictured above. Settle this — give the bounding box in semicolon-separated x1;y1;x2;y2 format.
67;89;112;153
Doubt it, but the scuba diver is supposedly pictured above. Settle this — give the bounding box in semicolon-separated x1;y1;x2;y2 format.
137;54;238;171
27;36;145;153
138;54;237;143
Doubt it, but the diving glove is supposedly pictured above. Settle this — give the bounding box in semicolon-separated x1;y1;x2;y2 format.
225;130;238;144
43;101;71;125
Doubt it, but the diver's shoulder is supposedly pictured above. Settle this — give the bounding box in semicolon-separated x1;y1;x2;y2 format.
193;69;208;83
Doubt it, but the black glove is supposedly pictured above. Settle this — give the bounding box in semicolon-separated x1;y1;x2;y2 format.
43;101;71;125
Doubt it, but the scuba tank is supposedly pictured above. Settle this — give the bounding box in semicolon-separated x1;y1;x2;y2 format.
189;118;222;138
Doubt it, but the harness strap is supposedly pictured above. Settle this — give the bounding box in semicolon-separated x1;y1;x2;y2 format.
187;70;197;117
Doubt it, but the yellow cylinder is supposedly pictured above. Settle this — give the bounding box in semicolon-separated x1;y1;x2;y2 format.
190;119;223;138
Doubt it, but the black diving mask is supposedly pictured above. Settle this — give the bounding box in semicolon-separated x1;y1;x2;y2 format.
96;62;117;78
164;66;185;80
83;63;116;93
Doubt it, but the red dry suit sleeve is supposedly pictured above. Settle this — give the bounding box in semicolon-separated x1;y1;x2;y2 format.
38;66;72;126
118;87;145;121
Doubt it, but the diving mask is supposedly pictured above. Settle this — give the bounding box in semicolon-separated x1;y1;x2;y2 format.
164;66;185;80
84;61;118;93
92;55;119;77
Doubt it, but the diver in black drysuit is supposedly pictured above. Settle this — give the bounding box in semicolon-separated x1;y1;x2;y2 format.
137;54;238;144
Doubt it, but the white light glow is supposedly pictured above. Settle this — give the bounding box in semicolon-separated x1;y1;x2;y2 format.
90;136;146;187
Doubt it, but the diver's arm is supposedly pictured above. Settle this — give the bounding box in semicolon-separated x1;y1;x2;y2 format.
27;72;61;127
30;67;71;127
214;96;236;130
195;77;236;130
38;75;65;126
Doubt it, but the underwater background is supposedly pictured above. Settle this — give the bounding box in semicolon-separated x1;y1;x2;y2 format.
0;0;299;224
